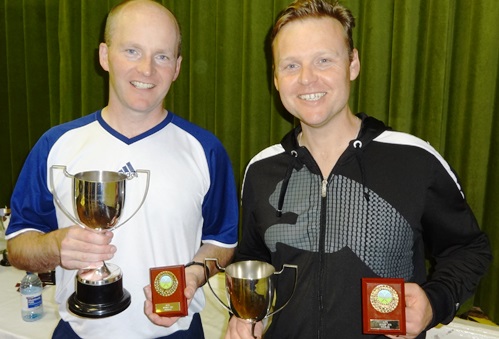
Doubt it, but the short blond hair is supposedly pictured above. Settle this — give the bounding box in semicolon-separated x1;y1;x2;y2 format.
271;0;355;60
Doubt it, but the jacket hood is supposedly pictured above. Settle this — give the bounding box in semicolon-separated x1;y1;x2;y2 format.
274;113;391;216
280;113;390;157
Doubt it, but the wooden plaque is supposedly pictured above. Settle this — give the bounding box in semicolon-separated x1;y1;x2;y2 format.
362;278;406;335
150;265;188;317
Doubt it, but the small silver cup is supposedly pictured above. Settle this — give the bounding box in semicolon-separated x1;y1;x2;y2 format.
205;258;297;338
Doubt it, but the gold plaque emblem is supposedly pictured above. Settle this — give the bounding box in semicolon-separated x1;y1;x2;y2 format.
370;284;399;313
154;271;178;297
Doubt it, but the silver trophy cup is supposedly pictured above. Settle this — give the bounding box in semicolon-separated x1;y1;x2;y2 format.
50;165;149;318
205;258;297;338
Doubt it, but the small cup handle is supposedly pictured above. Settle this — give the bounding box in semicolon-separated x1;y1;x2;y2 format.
265;264;298;319
204;258;232;314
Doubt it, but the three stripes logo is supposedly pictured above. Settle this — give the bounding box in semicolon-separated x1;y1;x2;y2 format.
119;162;137;178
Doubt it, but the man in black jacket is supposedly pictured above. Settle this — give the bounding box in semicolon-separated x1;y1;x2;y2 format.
225;0;492;338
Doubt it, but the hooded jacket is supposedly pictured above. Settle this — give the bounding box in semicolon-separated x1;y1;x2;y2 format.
236;113;491;338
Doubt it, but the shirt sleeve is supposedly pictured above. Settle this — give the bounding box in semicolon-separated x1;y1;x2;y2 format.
200;138;239;247
6;134;59;238
421;159;492;327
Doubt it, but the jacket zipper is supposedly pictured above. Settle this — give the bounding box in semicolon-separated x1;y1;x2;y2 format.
318;177;328;338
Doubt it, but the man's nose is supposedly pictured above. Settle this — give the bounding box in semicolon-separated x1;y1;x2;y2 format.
299;65;317;85
138;57;154;76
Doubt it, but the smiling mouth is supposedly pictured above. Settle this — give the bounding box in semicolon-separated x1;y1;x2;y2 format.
131;81;155;89
299;92;326;101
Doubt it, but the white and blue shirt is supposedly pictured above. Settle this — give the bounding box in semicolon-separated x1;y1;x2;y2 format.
7;110;239;338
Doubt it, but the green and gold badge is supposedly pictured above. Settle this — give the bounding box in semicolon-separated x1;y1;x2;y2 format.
370;284;399;313
154;271;178;297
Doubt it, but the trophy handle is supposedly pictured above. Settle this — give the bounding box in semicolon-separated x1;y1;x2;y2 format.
50;166;150;231
49;165;84;227
265;264;298;319
109;169;150;231
203;258;233;314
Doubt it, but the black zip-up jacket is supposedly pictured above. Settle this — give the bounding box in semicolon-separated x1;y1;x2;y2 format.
236;113;491;338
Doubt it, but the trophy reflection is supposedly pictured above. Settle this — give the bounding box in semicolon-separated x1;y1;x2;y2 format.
50;165;149;318
205;258;297;338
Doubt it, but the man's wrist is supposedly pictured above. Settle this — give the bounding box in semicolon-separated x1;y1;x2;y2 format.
185;261;210;286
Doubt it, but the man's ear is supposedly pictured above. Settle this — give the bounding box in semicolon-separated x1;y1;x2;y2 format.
273;66;279;91
350;48;360;81
173;56;183;81
99;42;110;72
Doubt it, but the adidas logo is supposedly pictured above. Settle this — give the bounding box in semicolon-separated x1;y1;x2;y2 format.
119;162;137;178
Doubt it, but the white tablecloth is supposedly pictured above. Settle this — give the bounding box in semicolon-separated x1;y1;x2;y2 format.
0;265;59;339
426;317;499;338
0;264;229;339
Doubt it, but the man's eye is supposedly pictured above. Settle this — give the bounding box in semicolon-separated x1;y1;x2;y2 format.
157;55;169;61
125;49;138;55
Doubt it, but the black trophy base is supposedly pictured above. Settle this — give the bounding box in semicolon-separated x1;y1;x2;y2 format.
68;263;131;318
0;249;10;266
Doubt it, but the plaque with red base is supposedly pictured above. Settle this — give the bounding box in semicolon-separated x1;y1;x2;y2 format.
150;265;188;317
362;278;406;335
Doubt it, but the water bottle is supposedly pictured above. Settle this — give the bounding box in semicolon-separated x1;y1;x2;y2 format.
20;272;44;321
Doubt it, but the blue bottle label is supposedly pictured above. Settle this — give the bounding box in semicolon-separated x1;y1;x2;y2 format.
27;295;42;308
21;293;43;310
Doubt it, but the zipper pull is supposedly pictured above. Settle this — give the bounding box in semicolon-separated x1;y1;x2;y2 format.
321;179;327;197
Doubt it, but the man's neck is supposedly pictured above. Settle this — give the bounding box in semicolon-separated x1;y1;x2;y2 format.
101;106;168;138
300;112;361;177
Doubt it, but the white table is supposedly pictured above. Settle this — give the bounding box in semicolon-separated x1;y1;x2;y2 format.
0;263;229;339
0;265;60;339
426;316;499;338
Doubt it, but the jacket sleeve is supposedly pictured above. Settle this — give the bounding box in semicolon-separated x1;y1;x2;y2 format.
235;164;272;264
421;159;492;328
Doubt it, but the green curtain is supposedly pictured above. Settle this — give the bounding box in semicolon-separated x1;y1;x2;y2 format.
1;0;497;324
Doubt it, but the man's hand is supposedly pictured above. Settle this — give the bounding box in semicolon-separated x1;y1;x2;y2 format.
7;226;116;273
59;226;116;270
143;268;199;327
143;243;235;327
225;316;264;339
386;282;433;339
